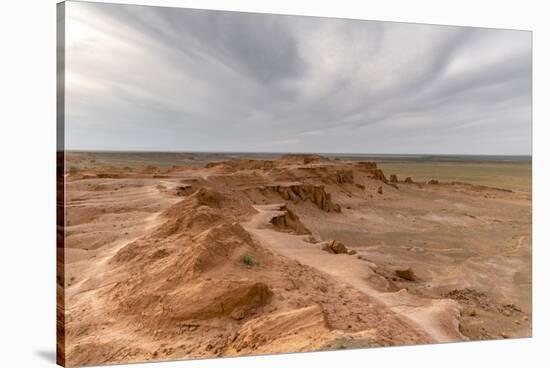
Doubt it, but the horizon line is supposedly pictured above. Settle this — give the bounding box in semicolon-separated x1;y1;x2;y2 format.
63;149;532;157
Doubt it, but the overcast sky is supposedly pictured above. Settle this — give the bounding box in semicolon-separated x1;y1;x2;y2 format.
64;2;532;155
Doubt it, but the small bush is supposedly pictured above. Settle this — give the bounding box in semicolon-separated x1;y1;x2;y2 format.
241;254;255;266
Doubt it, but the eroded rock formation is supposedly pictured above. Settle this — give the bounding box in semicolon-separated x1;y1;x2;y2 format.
265;183;341;213
268;204;311;235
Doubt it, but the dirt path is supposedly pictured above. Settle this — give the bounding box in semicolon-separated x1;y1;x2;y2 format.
244;204;465;343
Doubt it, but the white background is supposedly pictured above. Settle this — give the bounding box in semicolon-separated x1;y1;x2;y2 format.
0;0;547;367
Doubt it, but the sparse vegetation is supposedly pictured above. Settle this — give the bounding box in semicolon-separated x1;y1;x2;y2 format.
241;254;256;266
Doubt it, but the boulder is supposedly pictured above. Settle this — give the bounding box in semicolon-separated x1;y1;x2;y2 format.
395;268;416;281
331;240;348;254
389;174;398;183
320;242;335;254
320;240;348;254
404;177;414;184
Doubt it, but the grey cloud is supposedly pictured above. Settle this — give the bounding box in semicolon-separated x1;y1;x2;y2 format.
65;2;532;155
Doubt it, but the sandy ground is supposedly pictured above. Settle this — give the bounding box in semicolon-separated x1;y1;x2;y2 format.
59;153;531;366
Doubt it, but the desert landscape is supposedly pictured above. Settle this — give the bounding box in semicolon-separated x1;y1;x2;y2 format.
57;2;533;366
58;151;531;366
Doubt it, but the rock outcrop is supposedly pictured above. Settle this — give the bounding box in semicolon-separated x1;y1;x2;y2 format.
372;169;388;183
320;240;349;254
157;280;272;321
268;204;311;235
226;305;331;355
176;184;195;196
334;170;354;184
265;183;341;213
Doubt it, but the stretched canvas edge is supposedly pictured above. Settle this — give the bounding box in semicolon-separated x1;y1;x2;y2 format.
56;2;67;366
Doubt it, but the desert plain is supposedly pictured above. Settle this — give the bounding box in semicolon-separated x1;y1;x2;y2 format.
58;152;531;366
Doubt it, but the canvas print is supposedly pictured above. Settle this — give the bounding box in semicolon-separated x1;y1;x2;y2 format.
57;1;532;366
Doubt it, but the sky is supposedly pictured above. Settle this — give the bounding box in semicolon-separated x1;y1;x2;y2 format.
64;1;532;155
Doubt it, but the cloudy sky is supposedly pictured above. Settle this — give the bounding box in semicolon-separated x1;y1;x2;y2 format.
64;1;532;155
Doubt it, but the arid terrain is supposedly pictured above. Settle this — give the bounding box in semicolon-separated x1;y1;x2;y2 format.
58;152;531;366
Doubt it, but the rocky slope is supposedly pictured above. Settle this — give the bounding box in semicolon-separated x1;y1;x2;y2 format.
61;154;531;365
